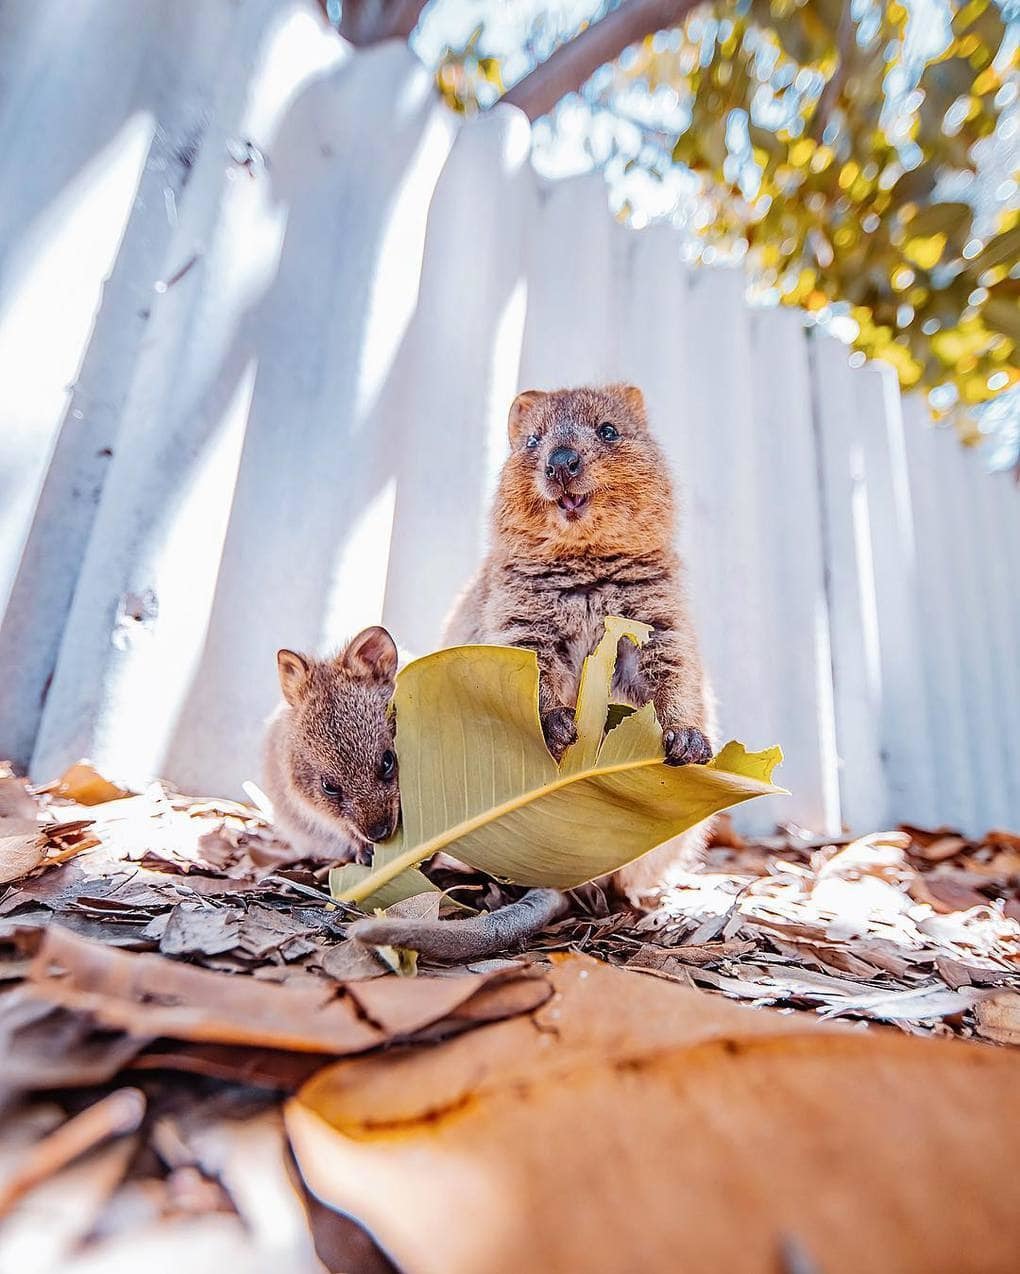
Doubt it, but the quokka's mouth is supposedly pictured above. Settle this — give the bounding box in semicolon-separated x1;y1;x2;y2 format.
557;491;591;519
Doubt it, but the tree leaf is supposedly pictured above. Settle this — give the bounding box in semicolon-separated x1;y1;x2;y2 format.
329;864;438;914
288;955;1020;1274
334;620;785;903
0;833;43;885
560;616;652;774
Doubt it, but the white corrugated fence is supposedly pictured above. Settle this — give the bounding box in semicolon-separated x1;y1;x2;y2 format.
0;0;1017;836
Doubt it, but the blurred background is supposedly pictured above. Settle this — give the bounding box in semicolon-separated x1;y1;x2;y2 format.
0;0;1017;836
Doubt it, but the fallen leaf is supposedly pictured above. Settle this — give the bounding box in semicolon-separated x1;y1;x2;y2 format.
44;762;132;806
288;955;1020;1274
983;828;1020;853
0;833;43;885
26;927;550;1054
0;991;150;1099
627;939;756;974
909;834;969;863
130;1042;331;1090
0;766;38;822
159;903;243;957
899;823;964;848
909;874;990;913
974;990;1020;1045
318;940;390;981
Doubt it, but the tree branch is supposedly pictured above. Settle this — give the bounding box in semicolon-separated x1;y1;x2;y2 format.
320;0;429;45
808;0;856;143
380;0;430;41
499;0;705;122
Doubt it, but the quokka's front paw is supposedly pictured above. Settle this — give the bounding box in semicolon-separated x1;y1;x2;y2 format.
662;724;713;766
542;706;578;761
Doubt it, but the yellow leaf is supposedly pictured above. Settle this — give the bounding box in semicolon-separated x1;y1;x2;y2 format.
329;863;438;914
560;616;652;775
838;161;859;191
47;762;132;806
904;233;947;270
335;622;785;902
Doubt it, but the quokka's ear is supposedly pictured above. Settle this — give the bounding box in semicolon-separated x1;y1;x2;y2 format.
342;626;398;684
277;649;311;705
618;384;646;417
508;390;548;444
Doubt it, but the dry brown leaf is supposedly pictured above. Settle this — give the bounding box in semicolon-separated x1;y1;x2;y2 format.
705;813;746;850
910;875;990;914
319;940;390;981
43;762;132;806
983;829;1020;853
0;991;150;1099
0;832;43;885
899;822;964;848
909;834;969;863
159;903;243;957
0;765;38;822
974;990;1020;1045
288;955;1020;1274
130;1042;331;1091
156;900;317;963
26;927;549;1055
627;939;756;974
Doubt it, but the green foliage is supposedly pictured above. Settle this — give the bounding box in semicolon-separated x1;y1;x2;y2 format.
436;24;504;112
436;0;1019;439
652;0;1018;436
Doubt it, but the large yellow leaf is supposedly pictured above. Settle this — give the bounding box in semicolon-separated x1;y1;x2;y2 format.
333;619;785;905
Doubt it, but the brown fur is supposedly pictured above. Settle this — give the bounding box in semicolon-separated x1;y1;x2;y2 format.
445;383;713;780
262;627;400;862
352;386;714;957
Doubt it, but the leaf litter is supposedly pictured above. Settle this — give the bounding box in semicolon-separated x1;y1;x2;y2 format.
0;759;1018;1271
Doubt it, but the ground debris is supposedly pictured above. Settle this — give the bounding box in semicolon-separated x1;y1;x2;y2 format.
567;821;1020;1036
1;762;1019;1272
288;955;1020;1274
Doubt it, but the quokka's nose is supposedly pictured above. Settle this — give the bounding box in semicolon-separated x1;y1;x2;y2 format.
366;816;394;843
546;447;582;482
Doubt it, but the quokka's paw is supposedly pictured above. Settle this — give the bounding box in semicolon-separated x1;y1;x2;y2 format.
542;706;578;761
662;724;713;766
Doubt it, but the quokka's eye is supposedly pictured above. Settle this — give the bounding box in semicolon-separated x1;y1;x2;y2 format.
525;434;541;449
378;749;397;780
320;777;342;798
597;422;619;442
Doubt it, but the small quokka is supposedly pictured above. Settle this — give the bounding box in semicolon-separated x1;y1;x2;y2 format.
349;383;715;960
262;627;401;863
